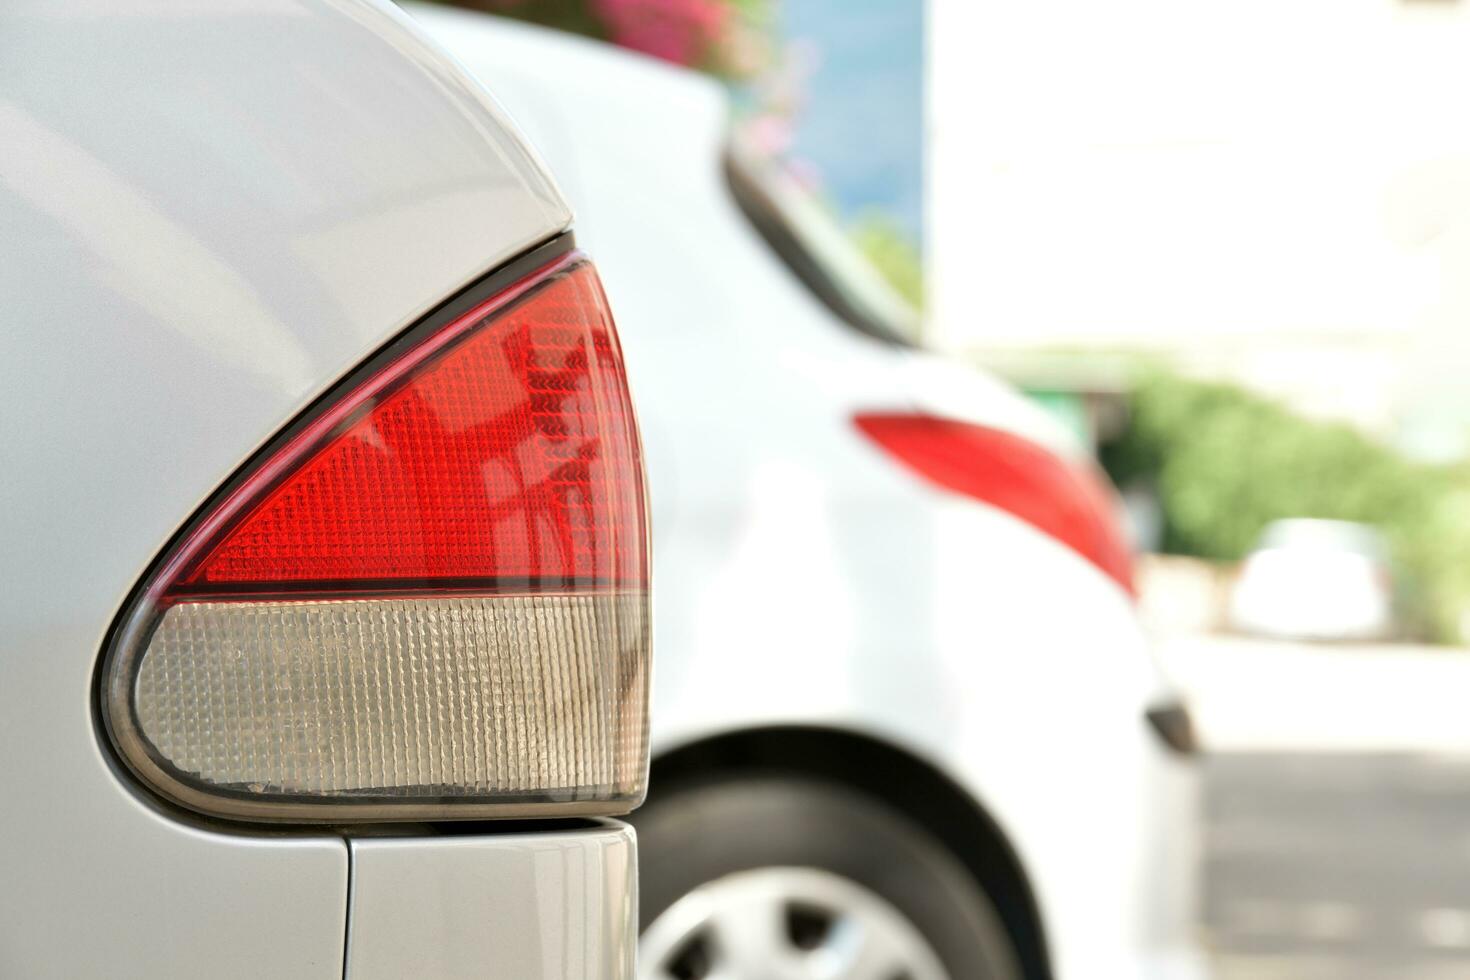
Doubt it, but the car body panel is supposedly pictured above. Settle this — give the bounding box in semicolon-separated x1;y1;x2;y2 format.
412;9;1204;979
346;823;637;980
0;1;574;976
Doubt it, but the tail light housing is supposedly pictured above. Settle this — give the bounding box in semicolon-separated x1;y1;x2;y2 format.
101;248;650;822
854;413;1134;593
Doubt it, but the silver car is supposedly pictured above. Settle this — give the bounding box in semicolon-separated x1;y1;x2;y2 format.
0;1;648;976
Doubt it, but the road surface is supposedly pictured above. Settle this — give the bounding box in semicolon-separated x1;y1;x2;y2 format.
1205;752;1470;980
1165;634;1470;978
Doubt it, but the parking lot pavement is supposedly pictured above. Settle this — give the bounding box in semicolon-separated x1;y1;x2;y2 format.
1205;752;1470;980
1160;634;1470;978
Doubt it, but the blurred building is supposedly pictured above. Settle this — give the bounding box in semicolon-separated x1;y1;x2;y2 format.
929;0;1470;461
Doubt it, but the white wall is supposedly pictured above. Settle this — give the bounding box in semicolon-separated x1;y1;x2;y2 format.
929;0;1470;343
928;0;1470;447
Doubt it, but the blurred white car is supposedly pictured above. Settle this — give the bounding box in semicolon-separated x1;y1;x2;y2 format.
1230;519;1395;641
417;8;1205;979
1;2;647;976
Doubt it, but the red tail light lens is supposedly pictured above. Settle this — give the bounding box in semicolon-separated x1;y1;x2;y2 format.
167;258;644;595
102;250;651;823
854;413;1134;593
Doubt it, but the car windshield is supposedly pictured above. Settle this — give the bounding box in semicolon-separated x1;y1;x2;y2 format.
723;0;924;347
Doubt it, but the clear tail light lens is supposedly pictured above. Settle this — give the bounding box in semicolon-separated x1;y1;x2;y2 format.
102;250;650;822
854;412;1134;594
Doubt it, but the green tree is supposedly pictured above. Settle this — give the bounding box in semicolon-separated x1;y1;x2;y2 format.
1102;371;1470;642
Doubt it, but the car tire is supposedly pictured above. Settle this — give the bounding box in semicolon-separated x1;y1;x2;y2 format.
632;774;1023;980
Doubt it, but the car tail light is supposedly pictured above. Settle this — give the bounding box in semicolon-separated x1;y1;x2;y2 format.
101;249;650;822
854;413;1134;593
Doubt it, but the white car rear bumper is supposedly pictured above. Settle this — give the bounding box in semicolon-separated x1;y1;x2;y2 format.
346;822;637;979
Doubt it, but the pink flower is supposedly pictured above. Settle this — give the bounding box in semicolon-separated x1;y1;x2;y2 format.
591;0;729;68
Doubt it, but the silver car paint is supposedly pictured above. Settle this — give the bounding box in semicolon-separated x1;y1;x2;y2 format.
346;823;637;980
0;1;618;977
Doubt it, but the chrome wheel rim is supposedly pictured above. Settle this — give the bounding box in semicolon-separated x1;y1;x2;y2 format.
640;866;951;980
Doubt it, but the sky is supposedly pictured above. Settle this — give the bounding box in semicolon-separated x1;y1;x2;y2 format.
778;0;924;245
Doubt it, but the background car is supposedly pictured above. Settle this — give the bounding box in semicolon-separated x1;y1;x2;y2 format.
0;1;646;976
1230;519;1397;642
414;8;1205;979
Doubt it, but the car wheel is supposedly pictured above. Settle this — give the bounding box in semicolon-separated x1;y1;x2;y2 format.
633;775;1022;980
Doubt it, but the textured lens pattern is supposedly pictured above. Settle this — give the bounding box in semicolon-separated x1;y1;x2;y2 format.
176;262;645;591
134;595;648;801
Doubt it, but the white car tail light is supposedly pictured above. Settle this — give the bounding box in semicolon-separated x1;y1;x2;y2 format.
102;248;650;822
854;412;1135;594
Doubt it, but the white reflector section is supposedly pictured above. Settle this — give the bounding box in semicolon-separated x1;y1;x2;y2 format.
129;595;647;810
